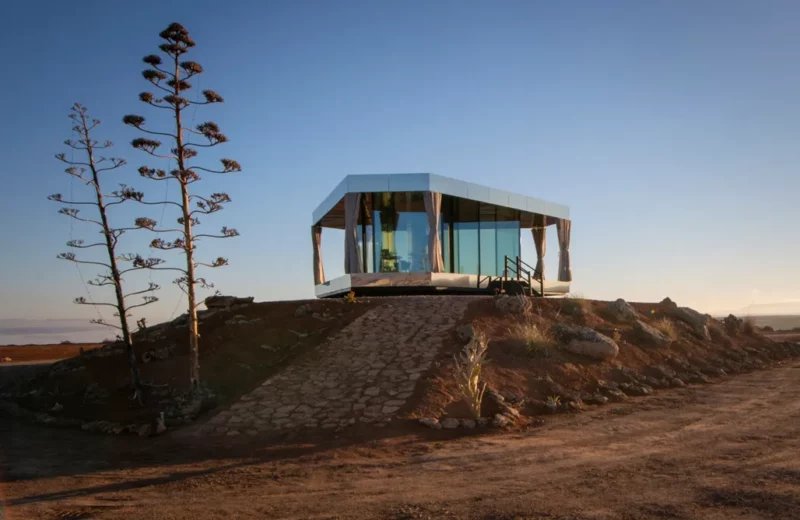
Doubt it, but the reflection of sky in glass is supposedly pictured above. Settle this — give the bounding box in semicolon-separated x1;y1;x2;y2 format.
363;192;521;276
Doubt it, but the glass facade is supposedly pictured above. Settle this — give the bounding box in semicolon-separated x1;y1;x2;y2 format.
357;192;520;276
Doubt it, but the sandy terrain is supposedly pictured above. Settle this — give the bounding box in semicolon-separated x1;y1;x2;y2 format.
3;361;800;520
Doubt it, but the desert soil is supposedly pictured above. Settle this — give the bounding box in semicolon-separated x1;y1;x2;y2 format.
3;361;800;520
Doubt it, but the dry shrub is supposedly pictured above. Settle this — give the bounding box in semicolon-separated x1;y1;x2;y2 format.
453;331;489;419
562;292;591;317
743;316;756;335
508;318;554;356
654;317;679;340
708;323;726;341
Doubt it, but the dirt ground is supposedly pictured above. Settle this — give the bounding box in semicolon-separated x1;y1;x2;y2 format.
3;361;800;520
0;343;102;364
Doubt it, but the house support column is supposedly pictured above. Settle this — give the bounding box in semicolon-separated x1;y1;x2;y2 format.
312;224;325;285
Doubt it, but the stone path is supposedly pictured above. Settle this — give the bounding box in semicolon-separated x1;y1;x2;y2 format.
204;297;471;436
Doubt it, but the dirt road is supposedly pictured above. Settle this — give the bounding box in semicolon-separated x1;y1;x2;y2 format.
3;362;800;520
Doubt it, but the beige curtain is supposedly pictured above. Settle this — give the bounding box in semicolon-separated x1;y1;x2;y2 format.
423;192;444;273
312;225;325;285
557;219;572;282
531;226;546;280
344;193;363;274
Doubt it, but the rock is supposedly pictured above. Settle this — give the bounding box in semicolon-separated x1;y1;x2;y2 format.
603;388;628;401
660;297;678;309
461;419;476;429
294;303;313;317
607;298;638;321
419;417;442;430
440;418;460;429
495;295;532;315
633;320;673;347
500;403;521;418
620;383;652;396
670;378;686;387
205;295;255;310
545;400;558;413
492;413;512;428
686;372;711;384
51;402;63;412
584;394;608;405
457;323;476;343
138;424;153;437
156;413;167;434
226;430;241;437
651;365;677;380
1;356;12;363
553;324;619;361
668;306;711;340
477;417;489;427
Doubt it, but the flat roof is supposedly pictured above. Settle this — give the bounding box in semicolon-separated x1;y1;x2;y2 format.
312;173;569;227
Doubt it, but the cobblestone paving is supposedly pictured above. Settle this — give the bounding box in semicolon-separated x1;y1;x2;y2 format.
204;297;471;436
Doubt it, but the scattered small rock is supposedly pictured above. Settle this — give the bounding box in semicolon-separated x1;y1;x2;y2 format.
457;323;476;343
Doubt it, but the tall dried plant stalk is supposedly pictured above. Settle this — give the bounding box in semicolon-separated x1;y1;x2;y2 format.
453;330;490;419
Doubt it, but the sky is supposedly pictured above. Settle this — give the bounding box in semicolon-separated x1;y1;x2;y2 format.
1;0;799;342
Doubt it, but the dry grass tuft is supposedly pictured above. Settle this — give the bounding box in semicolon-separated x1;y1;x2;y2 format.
508;318;554;356
653;317;679;340
562;292;591;317
743;316;756;335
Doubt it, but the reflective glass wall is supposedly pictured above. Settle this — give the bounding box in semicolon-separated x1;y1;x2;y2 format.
357;192;520;276
358;193;430;273
440;196;520;277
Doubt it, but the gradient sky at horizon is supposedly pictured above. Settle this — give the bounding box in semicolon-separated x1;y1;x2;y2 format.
2;0;799;338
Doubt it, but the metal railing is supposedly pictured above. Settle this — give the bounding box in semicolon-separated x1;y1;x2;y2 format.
503;256;544;297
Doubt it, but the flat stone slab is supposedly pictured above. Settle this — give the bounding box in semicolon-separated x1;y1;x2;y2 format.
205;297;470;435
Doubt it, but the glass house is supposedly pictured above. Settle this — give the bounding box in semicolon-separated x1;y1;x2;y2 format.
311;174;572;298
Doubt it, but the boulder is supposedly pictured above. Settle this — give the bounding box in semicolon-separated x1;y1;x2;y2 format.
495;295;531;315
660;297;678;309
633;320;673;347
670;306;708;329
440;418;460;429
294;303;313;317
666;306;711;341
457;323;476;343
553;324;619;361
606;298;638;321
419;417;442;430
204;295;255;310
492;413;512;428
460;419;476;429
584;393;609;405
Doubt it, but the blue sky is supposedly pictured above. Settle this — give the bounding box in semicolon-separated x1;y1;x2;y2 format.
2;0;799;338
